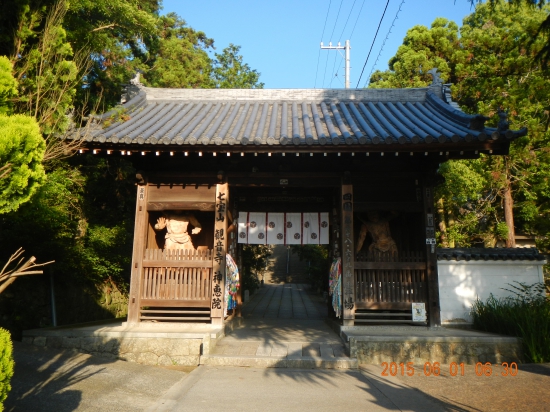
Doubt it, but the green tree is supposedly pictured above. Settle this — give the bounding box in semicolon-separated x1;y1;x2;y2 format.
0;56;45;214
369;18;464;88
471;0;550;63
212;44;264;89
371;2;550;254
143;13;214;88
0;57;17;115
0;328;14;411
0;114;45;214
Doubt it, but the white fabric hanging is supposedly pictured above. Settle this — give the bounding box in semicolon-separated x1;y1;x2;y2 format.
266;213;285;244
237;213;248;244
319;212;330;245
247;212;267;245
285;213;302;245
302;212;320;245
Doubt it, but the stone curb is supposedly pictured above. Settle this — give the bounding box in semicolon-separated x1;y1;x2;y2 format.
200;354;358;369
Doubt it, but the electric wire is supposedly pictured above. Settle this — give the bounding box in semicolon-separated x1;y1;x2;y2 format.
355;0;391;89
314;0;332;89
364;0;406;88
348;0;366;40
329;0;357;87
322;0;343;87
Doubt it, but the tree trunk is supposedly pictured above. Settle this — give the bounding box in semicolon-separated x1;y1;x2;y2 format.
503;183;516;248
447;209;456;248
436;198;449;247
503;156;516;248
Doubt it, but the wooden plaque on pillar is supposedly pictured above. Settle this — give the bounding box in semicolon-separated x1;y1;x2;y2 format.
211;183;229;325
341;184;355;324
423;183;441;327
128;184;149;324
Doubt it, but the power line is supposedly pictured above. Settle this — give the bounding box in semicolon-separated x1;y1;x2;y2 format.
314;0;332;89
330;0;357;87
323;0;343;87
364;0;405;88
355;0;391;89
348;0;366;40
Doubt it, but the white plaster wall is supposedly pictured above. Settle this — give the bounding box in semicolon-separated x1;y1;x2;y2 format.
438;260;546;324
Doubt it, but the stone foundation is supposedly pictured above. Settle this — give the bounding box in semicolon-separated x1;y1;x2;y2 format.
350;336;523;365
22;322;222;366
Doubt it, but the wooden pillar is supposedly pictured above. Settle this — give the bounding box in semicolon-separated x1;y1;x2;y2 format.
127;184;149;324
422;182;441;327
341;184;355;325
211;183;229;325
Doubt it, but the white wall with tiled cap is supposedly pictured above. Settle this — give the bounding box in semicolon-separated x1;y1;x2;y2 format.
438;260;546;324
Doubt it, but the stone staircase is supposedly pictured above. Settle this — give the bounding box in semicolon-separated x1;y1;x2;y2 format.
264;245;310;284
201;339;357;369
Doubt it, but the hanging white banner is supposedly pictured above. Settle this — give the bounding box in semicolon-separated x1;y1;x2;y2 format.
237;213;248;244
247;212;267;245
237;212;329;245
267;213;285;244
319;212;330;245
302;212;320;245
285;213;302;245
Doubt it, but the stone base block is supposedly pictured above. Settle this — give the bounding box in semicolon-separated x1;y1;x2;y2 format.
351;337;523;365
24;334;208;366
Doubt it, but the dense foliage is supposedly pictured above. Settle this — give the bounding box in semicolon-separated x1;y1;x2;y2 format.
290;245;330;292
0;56;45;215
471;282;550;362
0;328;14;411
0;0;264;332
241;245;272;296
370;3;550;260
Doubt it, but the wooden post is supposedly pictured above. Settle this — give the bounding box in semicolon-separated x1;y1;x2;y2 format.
422;182;441;327
341;184;355;325
211;183;229;325
128;184;149;324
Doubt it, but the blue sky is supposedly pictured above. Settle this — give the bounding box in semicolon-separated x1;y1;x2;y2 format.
162;0;476;89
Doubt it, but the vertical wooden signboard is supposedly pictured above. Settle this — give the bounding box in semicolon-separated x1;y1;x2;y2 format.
341;184;355;325
128;184;148;324
211;183;229;325
423;183;441;327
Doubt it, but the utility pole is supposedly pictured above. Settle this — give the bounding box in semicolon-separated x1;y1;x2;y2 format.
320;40;350;88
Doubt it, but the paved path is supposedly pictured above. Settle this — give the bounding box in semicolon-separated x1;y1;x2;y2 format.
6;339;550;411
204;284;353;367
242;283;326;319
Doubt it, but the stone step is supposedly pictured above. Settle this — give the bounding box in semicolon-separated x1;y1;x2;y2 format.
200;354;358;369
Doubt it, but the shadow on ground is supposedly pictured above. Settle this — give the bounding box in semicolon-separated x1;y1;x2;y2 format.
5;341;185;412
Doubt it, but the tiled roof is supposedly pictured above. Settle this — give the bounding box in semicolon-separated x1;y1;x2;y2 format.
73;84;527;151
437;248;546;262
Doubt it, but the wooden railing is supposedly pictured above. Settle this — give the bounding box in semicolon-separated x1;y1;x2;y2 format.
140;249;213;307
354;251;427;310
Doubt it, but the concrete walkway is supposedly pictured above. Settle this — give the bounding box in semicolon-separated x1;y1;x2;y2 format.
241;283;326;319
202;283;356;368
8;341;550;411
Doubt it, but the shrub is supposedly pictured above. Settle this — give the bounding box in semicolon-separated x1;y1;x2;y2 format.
0;328;14;411
470;282;550;363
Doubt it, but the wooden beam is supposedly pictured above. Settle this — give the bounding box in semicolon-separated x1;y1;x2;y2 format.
354;262;426;270
354;201;423;212
127;184;149;324
142;260;213;268
423;182;441;327
211;183;229;325
341;183;355;325
355;302;412;310
140;299;211;308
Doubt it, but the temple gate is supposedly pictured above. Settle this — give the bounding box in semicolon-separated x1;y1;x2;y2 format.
73;77;526;327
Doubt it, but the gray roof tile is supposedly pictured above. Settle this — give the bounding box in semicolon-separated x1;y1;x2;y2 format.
75;86;527;150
